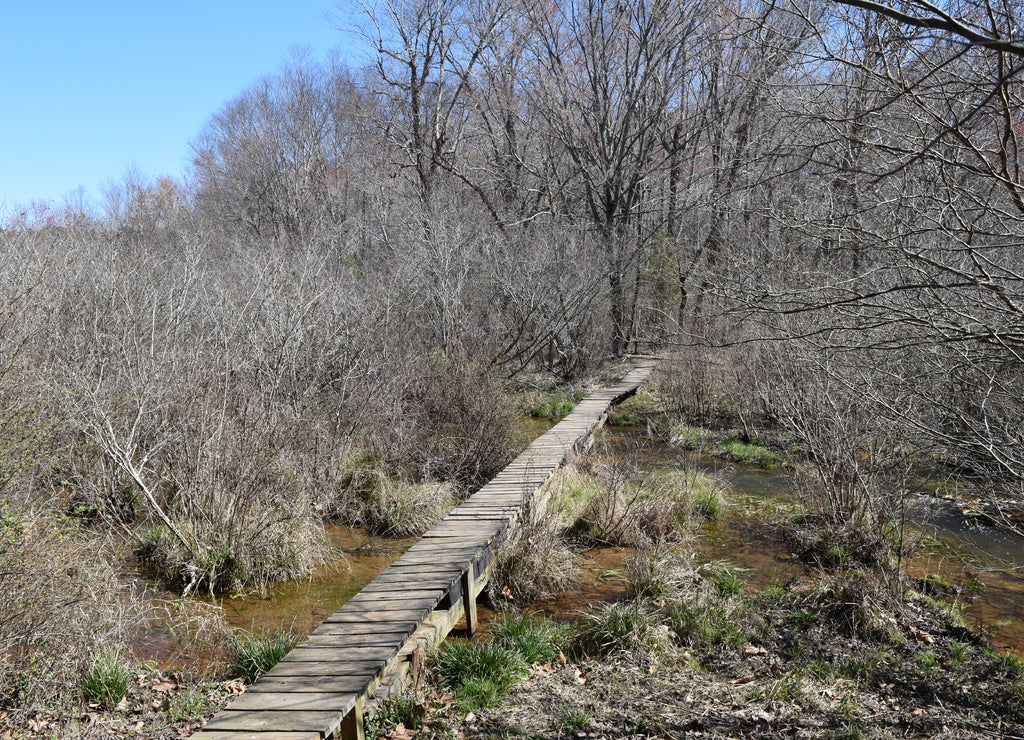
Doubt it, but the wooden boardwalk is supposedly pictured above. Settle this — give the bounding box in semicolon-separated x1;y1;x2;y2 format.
193;361;656;740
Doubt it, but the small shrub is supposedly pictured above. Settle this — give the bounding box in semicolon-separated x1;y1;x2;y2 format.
490;614;567;664
81;650;132;707
781;515;895;572
379;357;520;489
720;437;779;467
810;572;903;640
228;629;297;683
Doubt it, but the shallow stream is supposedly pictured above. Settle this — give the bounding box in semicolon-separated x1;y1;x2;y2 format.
599;427;1024;652
187;425;1024;655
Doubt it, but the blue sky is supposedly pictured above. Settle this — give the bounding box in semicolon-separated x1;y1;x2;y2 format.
0;1;361;214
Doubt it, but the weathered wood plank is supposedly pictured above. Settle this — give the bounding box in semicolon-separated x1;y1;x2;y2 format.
191;732;320;740
373;562;464;574
306;621;416;635
342;587;444;601
203;709;345;734
321;609;431;624
201;712;346;736
356;573;459;588
396;545;483;557
281;646;398;663
341;596;440;612
248;675;372;694
263;661;383;678
300;633;408;648
225;692;355;712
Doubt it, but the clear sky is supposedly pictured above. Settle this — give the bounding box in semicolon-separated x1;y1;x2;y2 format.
0;1;359;215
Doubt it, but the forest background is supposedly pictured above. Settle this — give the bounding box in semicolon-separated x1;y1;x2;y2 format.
2;0;1024;728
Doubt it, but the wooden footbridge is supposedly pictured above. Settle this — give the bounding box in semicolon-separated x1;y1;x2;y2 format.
193;361;656;740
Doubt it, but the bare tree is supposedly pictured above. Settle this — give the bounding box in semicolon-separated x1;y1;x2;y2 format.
193;54;359;247
726;0;1024;518
519;0;699;355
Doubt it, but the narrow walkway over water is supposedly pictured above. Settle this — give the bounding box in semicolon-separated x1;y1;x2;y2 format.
193;361;656;740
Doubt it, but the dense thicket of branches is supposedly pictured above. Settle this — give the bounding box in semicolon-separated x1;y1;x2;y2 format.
3;0;1024;593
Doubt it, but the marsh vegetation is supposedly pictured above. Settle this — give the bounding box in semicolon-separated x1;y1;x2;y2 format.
5;0;1024;734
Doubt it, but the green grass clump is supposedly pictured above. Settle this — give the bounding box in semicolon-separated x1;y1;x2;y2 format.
167;685;212;722
570;602;665;658
705;562;745;596
664;599;745;648
669;427;780;468
550;466;604;517
523;389;582;420
720;437;779;467
433;639;527;712
228;629;297;683
490;614;567;664
839;648;891;681
756;676;805;704
670;425;717;449
692;485;724;520
608;389;658;426
625;547;688;600
81;650;132;707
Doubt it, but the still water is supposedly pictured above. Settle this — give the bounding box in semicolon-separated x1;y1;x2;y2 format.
186;426;1024;655
601;427;1024;652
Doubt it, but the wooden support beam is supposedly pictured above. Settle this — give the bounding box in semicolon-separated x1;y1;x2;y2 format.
462;567;478;636
340;695;364;740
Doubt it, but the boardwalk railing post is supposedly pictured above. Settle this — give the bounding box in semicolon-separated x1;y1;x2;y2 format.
462;567;478;635
341;696;365;740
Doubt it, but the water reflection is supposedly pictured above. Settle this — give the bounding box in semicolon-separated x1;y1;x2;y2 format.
599;426;1024;651
165;425;1024;656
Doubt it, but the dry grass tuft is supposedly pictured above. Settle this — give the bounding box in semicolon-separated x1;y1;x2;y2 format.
558;460;724;548
488;512;580;606
0;511;140;711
